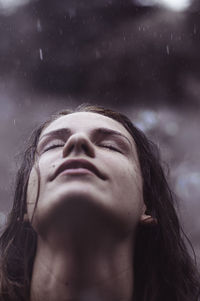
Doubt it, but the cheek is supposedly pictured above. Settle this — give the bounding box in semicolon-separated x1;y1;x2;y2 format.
110;156;142;186
26;166;39;220
38;153;60;181
109;158;143;205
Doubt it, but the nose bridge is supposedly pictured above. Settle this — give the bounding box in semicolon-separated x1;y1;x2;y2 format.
63;132;95;157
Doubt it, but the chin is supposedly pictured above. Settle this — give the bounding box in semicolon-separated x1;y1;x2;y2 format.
56;181;102;200
33;183;104;222
31;188;110;237
33;191;136;242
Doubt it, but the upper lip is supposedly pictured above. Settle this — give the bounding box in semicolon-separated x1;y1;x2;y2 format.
52;158;107;180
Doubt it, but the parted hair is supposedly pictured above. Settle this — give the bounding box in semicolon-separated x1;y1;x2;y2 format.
0;104;199;301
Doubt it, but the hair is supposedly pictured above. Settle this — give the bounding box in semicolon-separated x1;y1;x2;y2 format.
0;104;199;301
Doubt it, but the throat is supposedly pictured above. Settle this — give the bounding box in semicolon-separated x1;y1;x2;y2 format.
30;235;134;301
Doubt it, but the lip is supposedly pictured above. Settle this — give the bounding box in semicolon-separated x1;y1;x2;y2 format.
59;168;94;177
52;159;107;181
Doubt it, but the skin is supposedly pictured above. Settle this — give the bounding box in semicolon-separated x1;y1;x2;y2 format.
26;112;149;301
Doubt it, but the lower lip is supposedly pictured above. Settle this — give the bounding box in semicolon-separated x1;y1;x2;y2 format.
59;168;95;177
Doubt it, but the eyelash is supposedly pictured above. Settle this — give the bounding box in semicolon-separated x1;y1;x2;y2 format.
42;142;121;153
43;143;64;152
99;144;121;152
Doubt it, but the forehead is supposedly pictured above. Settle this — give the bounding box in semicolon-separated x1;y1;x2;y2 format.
42;112;134;143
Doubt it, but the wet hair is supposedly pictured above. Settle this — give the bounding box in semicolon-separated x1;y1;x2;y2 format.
0;104;199;301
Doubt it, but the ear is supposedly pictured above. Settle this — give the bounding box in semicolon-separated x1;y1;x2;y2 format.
140;214;157;225
139;204;157;225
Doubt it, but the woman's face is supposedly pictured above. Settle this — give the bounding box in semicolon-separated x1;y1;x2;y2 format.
27;112;145;234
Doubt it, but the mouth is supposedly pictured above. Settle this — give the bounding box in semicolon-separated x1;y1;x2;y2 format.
52;159;107;181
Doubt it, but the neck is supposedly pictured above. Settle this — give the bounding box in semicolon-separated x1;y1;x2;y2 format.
30;228;135;301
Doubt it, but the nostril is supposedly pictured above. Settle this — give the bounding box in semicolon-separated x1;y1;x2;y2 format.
62;133;95;158
82;144;89;152
69;145;74;153
63;144;74;157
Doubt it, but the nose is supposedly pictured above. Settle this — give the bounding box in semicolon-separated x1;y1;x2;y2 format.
62;133;95;158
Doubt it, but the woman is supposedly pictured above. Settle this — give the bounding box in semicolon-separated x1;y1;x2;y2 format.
0;104;199;301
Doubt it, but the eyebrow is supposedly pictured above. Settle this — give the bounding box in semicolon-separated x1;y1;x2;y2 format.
39;128;71;142
39;127;132;147
92;127;132;147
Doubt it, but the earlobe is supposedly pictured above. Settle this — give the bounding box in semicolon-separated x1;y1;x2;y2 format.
140;203;157;225
140;214;157;225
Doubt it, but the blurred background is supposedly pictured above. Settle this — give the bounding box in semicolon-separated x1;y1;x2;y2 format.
0;0;199;264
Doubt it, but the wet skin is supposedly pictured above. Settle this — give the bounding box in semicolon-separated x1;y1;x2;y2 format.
26;112;147;301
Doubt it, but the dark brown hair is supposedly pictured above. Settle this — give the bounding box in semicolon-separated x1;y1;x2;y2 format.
0;104;199;300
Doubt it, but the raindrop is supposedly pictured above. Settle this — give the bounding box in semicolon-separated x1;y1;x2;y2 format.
166;45;170;55
39;48;43;61
37;19;42;32
193;25;197;34
95;50;101;59
68;7;76;19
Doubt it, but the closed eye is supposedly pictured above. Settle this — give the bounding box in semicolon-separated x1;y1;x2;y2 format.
99;144;121;153
43;143;64;152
